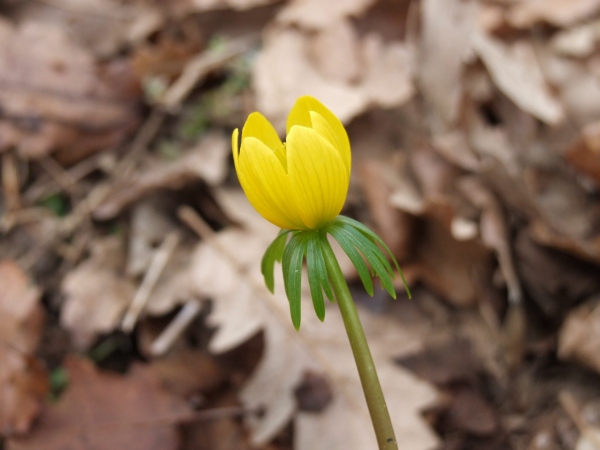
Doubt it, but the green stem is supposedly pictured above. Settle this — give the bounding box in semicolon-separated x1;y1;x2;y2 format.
320;233;398;450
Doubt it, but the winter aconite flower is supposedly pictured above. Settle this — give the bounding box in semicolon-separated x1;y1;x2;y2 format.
232;96;409;330
232;96;408;449
231;96;351;230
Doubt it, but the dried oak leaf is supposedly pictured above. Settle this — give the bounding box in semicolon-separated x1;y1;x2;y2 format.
150;348;224;398
0;20;140;162
253;25;414;131
514;231;600;321
565;120;600;186
558;296;600;375
60;236;136;349
404;207;495;308
158;0;278;16
541;50;600;128
418;0;477;128
277;0;376;29
0;261;47;437
93;132;229;220
8;0;152;58
253;27;365;132
6;357;194;450
472;32;564;125
508;0;600;28
397;337;481;387
391;147;495;307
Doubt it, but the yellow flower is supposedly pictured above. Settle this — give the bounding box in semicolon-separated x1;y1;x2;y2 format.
232;96;351;230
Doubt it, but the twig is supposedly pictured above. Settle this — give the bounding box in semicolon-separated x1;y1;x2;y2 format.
115;108;166;178
59;183;112;236
24;151;112;204
150;300;202;356
38;156;82;197
58;109;165;237
161;35;257;111
121;231;181;333
177;206;247;272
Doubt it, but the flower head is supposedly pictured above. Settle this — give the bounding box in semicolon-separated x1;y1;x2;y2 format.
232;96;351;230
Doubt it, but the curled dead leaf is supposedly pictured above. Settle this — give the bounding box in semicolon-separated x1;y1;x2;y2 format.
472;32;564;125
418;0;477;128
277;0;376;29
6;357;194;450
0;261;47;437
0;21;140;162
60;236;136;349
565;120;600;186
508;0;600;28
559;297;600;375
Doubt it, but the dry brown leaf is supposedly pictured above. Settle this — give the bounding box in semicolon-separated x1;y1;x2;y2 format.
189;190;279;354
541;51;600;127
292;308;439;450
360;33;415;108
175;0;278;13
472;32;564;125
60;236;136;349
187;191;319;443
93;132;229;220
551;20;600;57
9;0;149;58
443;385;499;436
558;297;600;375
0;261;47;436
277;0;376;29
566;121;600;186
189;188;439;449
514;231;600;320
528;219;600;266
136;250;195;323
466;104;519;175
409;145;464;202
508;0;600;28
181;392;252;450
309;19;361;84
6;357;194;450
132;33;205;79
150;348;224;398
559;391;600;450
367;146;496;307
418;0;477;128
459;177;522;304
397;337;480;387
127;199;180;277
127;201;194;318
253;27;365;132
253;25;414;131
523;168;600;240
0;21;140;162
357;158;418;261
431;131;481;172
404;207;494;308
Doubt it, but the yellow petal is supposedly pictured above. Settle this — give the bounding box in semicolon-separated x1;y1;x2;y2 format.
309;111;350;176
238;137;306;230
242;112;287;169
286;96;351;172
287;126;349;229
